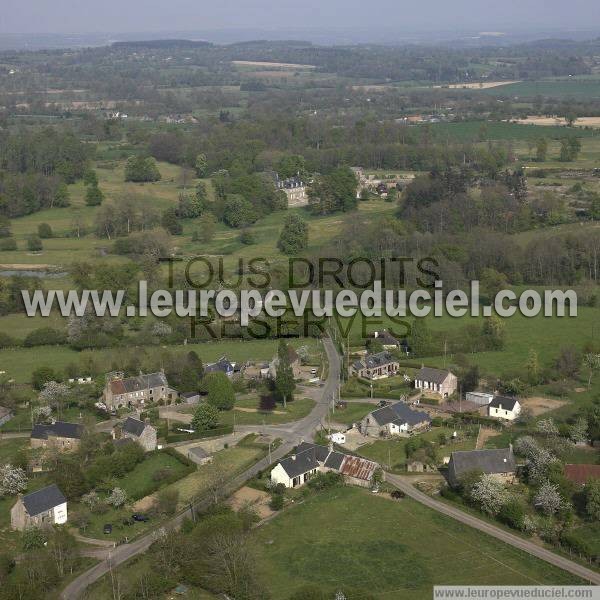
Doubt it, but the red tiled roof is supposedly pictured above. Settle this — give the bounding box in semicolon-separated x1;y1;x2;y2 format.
564;463;600;485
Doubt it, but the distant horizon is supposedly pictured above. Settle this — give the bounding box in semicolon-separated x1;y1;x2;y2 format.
1;25;600;52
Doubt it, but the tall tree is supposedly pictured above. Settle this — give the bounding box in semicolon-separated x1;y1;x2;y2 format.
275;340;296;408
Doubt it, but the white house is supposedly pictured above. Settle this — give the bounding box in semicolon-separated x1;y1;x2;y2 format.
11;484;67;530
414;367;457;398
488;396;521;421
270;442;378;489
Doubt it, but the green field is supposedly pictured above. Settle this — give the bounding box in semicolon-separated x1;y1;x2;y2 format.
358;425;477;472
426;120;598;142
252;486;582;599
482;78;600;100
0;337;320;384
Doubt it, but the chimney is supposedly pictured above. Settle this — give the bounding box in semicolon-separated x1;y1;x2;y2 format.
509;443;513;454
291;455;296;461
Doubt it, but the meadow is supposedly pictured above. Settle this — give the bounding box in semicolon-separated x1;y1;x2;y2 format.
251;486;583;599
481;77;600;100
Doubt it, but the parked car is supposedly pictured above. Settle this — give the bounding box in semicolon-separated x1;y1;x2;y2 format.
132;513;149;522
391;490;406;500
103;523;113;534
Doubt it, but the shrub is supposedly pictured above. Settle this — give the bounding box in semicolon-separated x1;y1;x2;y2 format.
270;493;284;511
0;238;17;251
306;471;343;491
37;223;53;238
26;235;42;252
23;327;66;347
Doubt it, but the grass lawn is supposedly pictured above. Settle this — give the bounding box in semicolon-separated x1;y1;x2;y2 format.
170;444;266;505
251;486;583;599
217;396;315;427
117;450;194;501
358;426;478;472
330;402;374;426
0;438;28;463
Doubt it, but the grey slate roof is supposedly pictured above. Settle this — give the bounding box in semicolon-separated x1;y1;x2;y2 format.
278;446;320;479
31;421;83;441
415;367;452;385
369;402;431;427
324;451;346;470
489;396;519;411
22;484;66;517
449;448;516;479
355;351;397;371
121;417;146;437
188;446;210;460
375;330;400;346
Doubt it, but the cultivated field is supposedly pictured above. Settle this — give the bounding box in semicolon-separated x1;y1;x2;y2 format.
437;80;520;89
516;116;600;128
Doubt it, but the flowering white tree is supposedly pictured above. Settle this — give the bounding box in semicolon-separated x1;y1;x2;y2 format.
536;418;559;437
0;464;28;495
470;474;510;515
514;435;557;483
81;490;100;510
583;353;600;388
106;487;127;508
569;416;588;444
152;321;172;337
39;381;71;418
534;480;569;515
32;405;52;423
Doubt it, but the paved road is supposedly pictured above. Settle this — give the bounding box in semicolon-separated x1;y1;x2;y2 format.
386;473;600;585
61;337;341;599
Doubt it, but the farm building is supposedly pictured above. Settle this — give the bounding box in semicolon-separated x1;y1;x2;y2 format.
103;371;174;409
465;392;494;406
30;421;83;452
414;367;457;398
447;447;516;488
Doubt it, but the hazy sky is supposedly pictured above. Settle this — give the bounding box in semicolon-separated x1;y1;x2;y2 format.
1;0;599;35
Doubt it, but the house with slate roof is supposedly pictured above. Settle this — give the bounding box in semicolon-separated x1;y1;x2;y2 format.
103;371;174;409
112;416;157;452
352;351;400;380
488;395;521;421
414;367;457;398
270;442;378;489
11;484;67;530
359;401;432;438
447;447;516;487
205;357;235;377
30;421;83;452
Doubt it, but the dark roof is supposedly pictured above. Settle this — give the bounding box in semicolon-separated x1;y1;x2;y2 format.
278;446;319;479
564;464;600;485
375;330;400;346
449;448;516;479
181;391;200;399
0;406;12;419
205;357;234;374
31;421;83;441
489;396;519;411
296;441;329;463
121;417;147;437
110;372;168;395
415;367;452;385
22;484;66;517
324;451;346;470
113;437;134;448
188;446;210;459
370;402;431;427
356;351;397;370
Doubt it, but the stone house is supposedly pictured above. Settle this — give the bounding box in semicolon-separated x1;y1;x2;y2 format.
112;417;157;452
352;351;400;380
11;484;67;530
103;371;173;409
30;421;83;452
